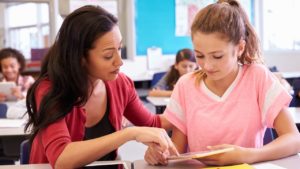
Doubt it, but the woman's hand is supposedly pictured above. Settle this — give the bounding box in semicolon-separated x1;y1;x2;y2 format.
198;144;254;166
130;127;178;165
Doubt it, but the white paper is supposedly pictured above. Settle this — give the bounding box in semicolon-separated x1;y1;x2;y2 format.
147;47;163;70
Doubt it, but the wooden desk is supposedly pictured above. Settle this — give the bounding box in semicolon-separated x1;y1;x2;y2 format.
133;154;300;169
0;160;131;169
146;97;169;114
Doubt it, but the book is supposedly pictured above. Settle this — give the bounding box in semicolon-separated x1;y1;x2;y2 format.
0;82;17;101
167;147;234;161
203;163;253;169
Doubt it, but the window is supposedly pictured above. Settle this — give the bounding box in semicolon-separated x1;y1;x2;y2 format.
4;2;50;60
261;0;300;51
241;0;300;52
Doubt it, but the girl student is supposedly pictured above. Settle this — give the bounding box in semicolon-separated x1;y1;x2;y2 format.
145;0;300;166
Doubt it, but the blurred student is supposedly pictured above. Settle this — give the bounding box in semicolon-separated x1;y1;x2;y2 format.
25;5;178;169
149;48;197;97
0;48;34;101
145;0;300;166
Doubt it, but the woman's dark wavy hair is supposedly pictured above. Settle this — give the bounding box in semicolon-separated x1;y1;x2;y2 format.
165;48;196;90
0;47;26;73
25;5;118;142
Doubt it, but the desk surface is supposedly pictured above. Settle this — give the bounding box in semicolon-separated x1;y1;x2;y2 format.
134;154;300;169
0;119;27;136
0;164;51;169
289;107;300;124
146;96;170;106
0;161;131;169
282;71;300;79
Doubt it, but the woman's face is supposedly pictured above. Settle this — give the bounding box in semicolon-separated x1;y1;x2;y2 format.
192;31;245;83
85;26;123;81
1;57;20;81
175;60;197;76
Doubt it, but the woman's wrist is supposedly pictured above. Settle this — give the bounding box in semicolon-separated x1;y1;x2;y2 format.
123;127;139;141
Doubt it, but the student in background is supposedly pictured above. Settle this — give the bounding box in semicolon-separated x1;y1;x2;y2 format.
25;5;177;169
145;0;300;166
0;48;34;101
148;48;197;97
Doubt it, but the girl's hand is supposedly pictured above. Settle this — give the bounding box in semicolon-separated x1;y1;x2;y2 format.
199;144;253;166
144;143;169;165
11;86;24;100
130;127;179;165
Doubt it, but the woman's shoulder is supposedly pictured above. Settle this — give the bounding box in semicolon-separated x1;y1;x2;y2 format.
36;78;51;92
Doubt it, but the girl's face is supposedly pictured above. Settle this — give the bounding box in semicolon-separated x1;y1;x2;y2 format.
1;57;20;81
175;60;197;76
192;31;245;83
85;26;123;81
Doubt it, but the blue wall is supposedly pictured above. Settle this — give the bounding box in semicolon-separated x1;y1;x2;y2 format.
135;0;192;56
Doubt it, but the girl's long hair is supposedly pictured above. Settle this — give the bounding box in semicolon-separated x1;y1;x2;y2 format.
25;5;118;142
165;48;195;90
191;0;262;85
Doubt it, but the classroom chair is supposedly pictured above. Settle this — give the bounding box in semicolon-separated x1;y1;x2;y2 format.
263;128;278;145
0;103;7;118
20;139;30;164
150;71;166;88
290;79;300;107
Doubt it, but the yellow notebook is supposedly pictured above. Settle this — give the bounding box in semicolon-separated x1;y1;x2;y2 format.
203;163;253;169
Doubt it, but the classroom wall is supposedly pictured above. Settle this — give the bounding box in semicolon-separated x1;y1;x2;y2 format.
264;52;300;72
135;0;192;56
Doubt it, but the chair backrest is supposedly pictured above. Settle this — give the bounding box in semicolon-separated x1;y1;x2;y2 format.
268;66;279;72
151;72;166;88
290;79;300;107
30;48;49;61
0;103;8;118
263;128;277;145
20;139;31;164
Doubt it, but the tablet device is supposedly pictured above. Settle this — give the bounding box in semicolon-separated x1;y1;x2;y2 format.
167;147;234;161
82;161;129;169
0;82;17;101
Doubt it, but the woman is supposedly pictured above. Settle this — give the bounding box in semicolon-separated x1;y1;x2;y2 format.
25;5;177;169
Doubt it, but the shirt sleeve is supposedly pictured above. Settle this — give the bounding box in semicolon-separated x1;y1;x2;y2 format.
35;80;71;167
163;75;187;135
256;65;292;127
41;118;71;167
122;75;161;127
